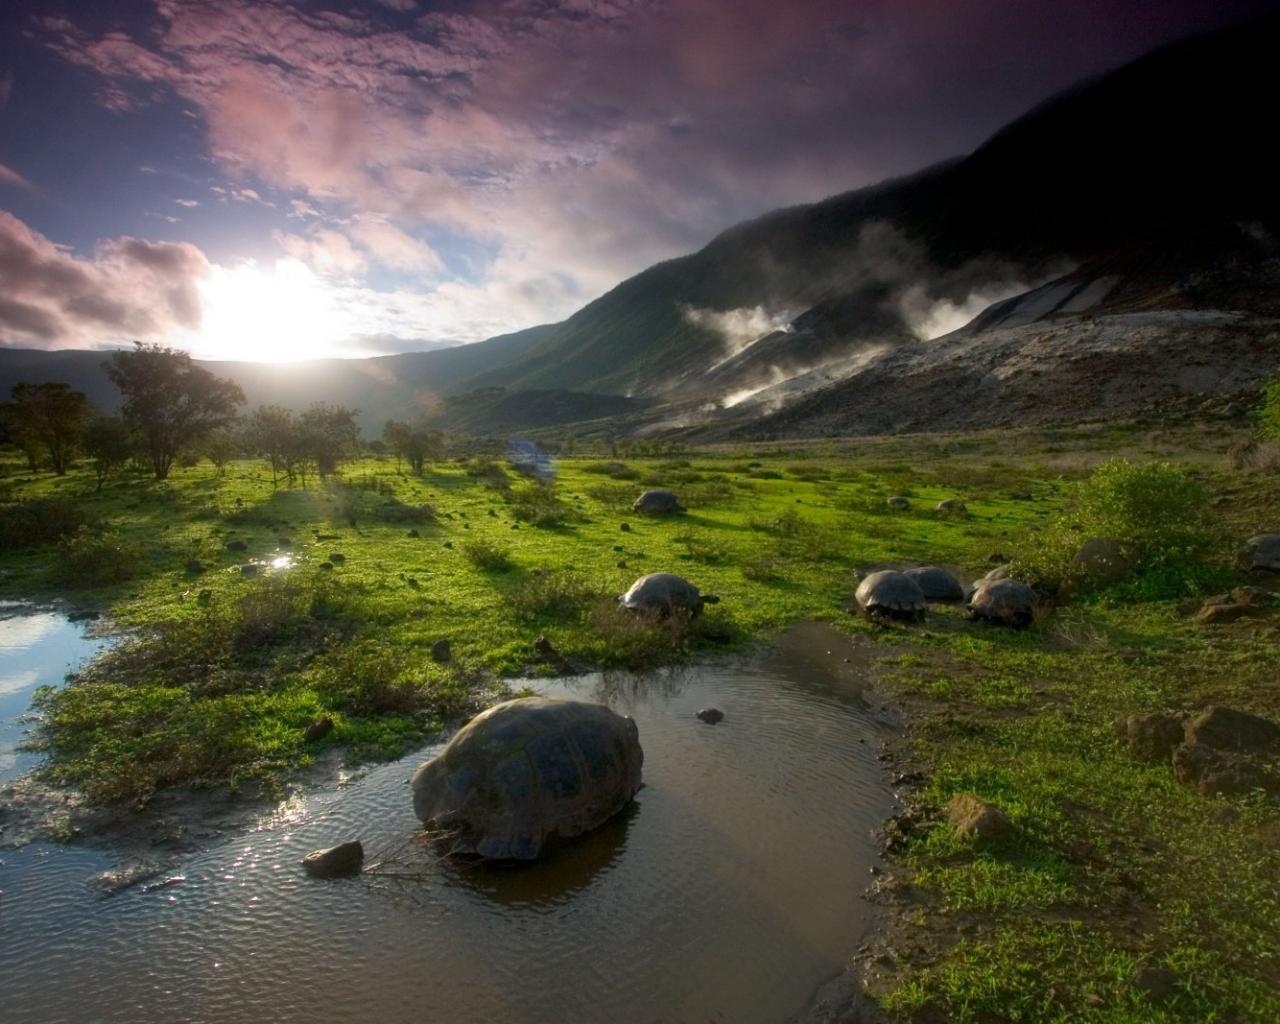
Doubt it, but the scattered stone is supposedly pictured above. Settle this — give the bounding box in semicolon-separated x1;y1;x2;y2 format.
430;639;452;663
319;562;335;571
855;570;926;622
987;552;1009;564
936;498;967;513
488;509;497;517
239;563;260;577
696;708;724;724
904;566;965;602
304;717;335;742
511;523;520;530
968;577;1037;627
947;794;1011;841
1185;705;1280;754
1134;966;1178;1001
443;541;453;549
407;529;420;538
302;841;364;878
1118;713;1184;761
633;489;683;514
620;522;631;532
1010;491;1033;501
1194;602;1270;625
886;496;911;509
1237;533;1280;572
1172;742;1278;797
184;559;205;574
616;560;627;569
196;589;212;604
67;609;100;623
225;539;247;552
328;552;345;563
534;635;558;659
1071;538;1135;585
277;536;292;548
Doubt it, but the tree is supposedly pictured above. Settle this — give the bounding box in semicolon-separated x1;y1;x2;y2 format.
81;415;135;490
297;404;360;480
382;418;442;475
246;405;297;488
203;428;241;476
5;382;91;475
104;343;244;480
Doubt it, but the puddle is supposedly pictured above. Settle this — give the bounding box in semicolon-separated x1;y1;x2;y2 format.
0;608;106;784
0;624;896;1024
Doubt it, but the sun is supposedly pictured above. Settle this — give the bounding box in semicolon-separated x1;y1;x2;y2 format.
181;258;355;362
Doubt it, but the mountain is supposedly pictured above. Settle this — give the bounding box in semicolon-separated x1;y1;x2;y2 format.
4;16;1279;438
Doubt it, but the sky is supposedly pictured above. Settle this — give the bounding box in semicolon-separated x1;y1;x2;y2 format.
0;0;1275;362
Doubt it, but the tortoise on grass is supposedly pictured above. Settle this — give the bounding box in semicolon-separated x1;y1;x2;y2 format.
1237;534;1280;573
633;489;683;514
905;566;965;602
619;572;720;617
855;570;926;622
886;496;911;510
411;697;643;860
968;578;1037;627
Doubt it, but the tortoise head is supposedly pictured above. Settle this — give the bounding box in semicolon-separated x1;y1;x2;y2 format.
701;594;721;605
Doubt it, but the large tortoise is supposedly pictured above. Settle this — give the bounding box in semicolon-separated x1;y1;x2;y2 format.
1237;534;1280;573
968;578;1037;627
905;566;965;602
855;570;926;622
411;697;643;860
619;572;720;616
633;489;683;514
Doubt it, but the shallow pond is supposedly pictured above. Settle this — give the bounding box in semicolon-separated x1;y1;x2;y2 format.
0;623;896;1024
0;607;106;783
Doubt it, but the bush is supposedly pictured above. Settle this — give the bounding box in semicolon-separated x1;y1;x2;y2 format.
54;526;142;587
0;498;89;549
506;570;605;623
463;538;514;572
1013;460;1216;595
509;482;571;528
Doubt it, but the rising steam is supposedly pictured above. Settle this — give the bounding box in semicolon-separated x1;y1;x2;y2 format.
682;304;795;368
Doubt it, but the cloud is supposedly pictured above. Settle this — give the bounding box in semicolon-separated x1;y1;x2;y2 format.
0;163;34;190
0;211;209;348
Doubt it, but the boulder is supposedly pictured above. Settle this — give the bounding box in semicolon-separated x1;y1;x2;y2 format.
947;794;1011;840
1194;602;1270;625
1185;705;1280;754
1172;742;1279;797
430;639;452;663
302;841;364;878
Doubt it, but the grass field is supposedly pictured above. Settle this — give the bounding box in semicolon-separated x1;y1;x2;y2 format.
2;418;1278;1022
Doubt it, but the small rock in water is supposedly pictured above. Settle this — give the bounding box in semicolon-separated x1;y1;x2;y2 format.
302;841;364;879
304;717;335;742
67;609;100;622
696;708;724;725
431;639;452;663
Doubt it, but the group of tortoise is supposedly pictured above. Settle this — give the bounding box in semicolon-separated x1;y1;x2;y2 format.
855;565;1037;627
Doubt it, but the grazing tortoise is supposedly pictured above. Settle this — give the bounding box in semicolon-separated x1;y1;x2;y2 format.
905;566;965;602
633;489;683;514
936;498;967;513
411;697;643;860
619;572;720;617
855;570;927;622
886;496;911;510
1071;538;1135;585
1237;534;1280;573
968;578;1037;627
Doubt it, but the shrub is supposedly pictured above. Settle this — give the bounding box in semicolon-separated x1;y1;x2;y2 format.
509;482;571;528
506;570;605;623
54;526;142;587
462;538;514;572
0;498;88;549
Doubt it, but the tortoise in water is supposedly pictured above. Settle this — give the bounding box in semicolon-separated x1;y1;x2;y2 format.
632;489;683;514
411;697;643;860
618;572;720;617
855;570;926;622
968;578;1037;627
905;566;965;602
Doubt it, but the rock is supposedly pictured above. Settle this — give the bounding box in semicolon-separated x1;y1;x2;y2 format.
277;536;292;548
1119;713;1184;761
616;560;627;569
407;529;420;538
430;639;452;663
1071;538;1135;585
1237;533;1280;572
886;496;911;509
936;498;967;513
185;559;205;574
1172;742;1279;797
67;609;100;622
1134;966;1178;1001
239;563;260;577
302;841;364;878
987;552;1009;564
533;635;558;659
1194;602;1270;625
947;794;1011;841
319;561;335;571
196;589;213;605
620;522;631;532
225;539;247;552
304;717;335;742
328;552;345;564
696;708;724;724
443;541;453;549
1185;705;1280;754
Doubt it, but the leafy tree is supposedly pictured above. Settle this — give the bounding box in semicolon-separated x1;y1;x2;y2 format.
382;418;442;475
246;405;298;488
297;404;360;479
81;415;134;490
5;382;91;475
104;343;244;480
203;428;241;476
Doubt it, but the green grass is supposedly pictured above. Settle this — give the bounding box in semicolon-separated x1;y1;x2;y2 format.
3;417;1279;1020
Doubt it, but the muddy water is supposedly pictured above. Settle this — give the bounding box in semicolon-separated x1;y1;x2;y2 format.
0;607;106;783
0;623;896;1024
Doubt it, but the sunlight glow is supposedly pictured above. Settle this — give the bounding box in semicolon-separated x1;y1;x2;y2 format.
181;259;357;362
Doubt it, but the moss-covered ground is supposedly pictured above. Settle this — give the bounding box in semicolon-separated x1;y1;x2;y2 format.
1;418;1277;1021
